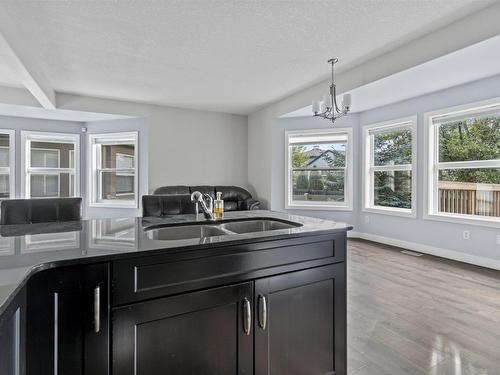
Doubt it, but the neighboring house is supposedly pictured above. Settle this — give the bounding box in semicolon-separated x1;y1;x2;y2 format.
304;146;337;169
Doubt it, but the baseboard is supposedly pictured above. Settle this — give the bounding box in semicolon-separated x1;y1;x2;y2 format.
347;231;500;271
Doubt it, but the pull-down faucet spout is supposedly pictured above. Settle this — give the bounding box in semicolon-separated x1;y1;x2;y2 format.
190;191;214;220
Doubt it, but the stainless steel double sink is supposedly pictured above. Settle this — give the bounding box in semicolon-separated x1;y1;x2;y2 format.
146;218;302;241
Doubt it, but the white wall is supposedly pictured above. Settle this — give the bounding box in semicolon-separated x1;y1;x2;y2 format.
56;93;249;192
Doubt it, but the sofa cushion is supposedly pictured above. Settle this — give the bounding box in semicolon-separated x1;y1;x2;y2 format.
153;185;190;195
142;195;193;217
162;195;193;215
223;201;238;211
146;185;259;216
216;186;251;201
1;198;82;225
189;186;215;200
31;199;58;223
0;201;31;225
142;195;163;217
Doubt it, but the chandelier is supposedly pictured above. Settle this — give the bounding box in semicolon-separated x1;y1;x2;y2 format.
312;58;351;125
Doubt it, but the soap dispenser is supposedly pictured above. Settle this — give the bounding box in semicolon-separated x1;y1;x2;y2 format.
214;192;224;219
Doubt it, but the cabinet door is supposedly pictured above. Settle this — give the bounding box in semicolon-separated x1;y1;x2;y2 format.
26;263;109;375
113;282;253;375
0;288;26;375
255;264;346;375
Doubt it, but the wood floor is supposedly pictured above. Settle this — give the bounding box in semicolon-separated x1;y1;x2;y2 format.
347;239;500;375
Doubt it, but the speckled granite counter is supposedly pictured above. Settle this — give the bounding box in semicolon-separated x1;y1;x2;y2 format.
0;210;352;315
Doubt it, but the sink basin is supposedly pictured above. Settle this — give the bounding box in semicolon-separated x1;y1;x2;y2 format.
218;219;300;234
147;225;227;241
145;219;302;241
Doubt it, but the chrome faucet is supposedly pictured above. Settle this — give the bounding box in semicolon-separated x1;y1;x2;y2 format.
190;191;214;220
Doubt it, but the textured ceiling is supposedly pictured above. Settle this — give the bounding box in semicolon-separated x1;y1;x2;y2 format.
0;0;495;114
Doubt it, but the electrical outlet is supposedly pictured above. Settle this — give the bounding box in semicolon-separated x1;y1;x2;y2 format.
496;234;500;245
463;230;470;240
364;215;369;224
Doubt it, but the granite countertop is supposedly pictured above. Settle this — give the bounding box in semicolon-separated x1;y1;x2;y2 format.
0;210;352;314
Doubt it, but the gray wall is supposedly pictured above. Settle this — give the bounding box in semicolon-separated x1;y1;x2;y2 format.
273;74;500;269
56;93;249;191
0;90;249;219
357;74;500;266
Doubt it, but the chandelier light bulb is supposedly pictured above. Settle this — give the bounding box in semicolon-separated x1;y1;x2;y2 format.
343;93;351;108
312;100;321;114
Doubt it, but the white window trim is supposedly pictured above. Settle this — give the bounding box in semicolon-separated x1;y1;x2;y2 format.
21;131;80;199
285;127;353;211
424;98;500;228
362;116;417;218
88;132;139;208
0;129;15;199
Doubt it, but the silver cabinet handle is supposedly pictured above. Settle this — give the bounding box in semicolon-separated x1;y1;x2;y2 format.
243;298;251;335
94;286;100;333
258;294;267;330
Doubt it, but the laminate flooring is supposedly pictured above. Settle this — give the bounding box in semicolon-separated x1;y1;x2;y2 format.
347;239;500;375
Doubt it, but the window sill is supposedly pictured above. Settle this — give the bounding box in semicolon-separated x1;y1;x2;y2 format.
363;206;416;218
424;212;500;228
285;202;352;211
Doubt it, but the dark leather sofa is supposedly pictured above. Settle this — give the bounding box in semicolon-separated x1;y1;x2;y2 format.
143;185;259;217
0;198;82;225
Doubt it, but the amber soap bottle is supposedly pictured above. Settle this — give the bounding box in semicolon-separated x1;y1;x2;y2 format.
213;192;224;219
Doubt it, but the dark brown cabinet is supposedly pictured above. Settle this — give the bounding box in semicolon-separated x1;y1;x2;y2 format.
25;263;109;375
254;264;346;375
5;232;347;375
0;288;25;375
113;282;254;375
112;264;346;375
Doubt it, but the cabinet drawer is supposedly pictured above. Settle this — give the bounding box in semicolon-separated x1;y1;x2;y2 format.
113;234;345;305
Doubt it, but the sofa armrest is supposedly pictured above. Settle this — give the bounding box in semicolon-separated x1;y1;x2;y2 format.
242;198;260;210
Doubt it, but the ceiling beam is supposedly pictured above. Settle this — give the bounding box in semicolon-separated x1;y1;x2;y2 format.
0;31;56;109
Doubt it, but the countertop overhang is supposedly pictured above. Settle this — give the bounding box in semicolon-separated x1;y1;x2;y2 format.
0;210;352;315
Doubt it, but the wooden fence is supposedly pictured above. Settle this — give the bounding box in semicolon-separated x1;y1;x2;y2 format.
438;181;500;217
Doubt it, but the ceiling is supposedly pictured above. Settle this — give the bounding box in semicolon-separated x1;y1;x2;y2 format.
281;34;500;117
0;0;495;115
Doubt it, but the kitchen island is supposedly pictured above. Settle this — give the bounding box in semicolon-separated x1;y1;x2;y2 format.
0;210;351;375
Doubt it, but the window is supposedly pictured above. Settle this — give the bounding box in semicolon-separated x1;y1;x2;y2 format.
285;128;352;210
363;117;417;217
0;130;15;199
89;132;138;208
425;99;500;226
21;132;79;199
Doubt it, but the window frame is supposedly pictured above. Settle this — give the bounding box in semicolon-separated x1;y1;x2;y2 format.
285;127;353;211
0;129;15;199
424;98;500;227
21;131;80;199
362;116;417;218
88;131;139;208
